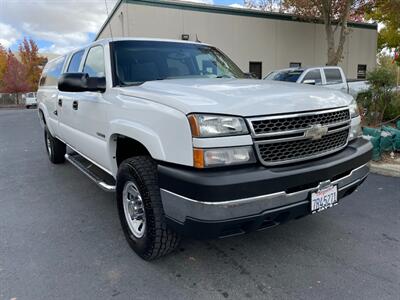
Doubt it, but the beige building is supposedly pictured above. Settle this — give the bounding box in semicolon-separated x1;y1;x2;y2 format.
96;0;377;79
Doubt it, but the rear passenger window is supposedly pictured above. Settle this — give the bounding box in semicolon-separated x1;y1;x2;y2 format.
40;56;66;87
67;50;84;73
324;69;342;84
83;46;105;77
302;69;322;84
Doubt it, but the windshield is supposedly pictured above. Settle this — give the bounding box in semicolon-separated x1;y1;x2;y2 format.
111;41;245;86
265;69;304;82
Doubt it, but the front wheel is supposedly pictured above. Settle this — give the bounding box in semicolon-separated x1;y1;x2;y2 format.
116;156;180;260
44;127;66;164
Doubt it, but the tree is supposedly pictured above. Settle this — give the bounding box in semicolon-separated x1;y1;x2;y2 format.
245;0;372;65
0;44;7;90
366;0;400;51
18;38;46;91
245;0;284;11
1;51;31;104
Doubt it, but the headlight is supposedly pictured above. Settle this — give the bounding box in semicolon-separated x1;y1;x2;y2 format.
348;116;362;141
349;98;360;118
188;114;248;137
193;146;256;168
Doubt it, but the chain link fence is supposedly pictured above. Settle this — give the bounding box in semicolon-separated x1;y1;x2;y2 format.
0;93;23;106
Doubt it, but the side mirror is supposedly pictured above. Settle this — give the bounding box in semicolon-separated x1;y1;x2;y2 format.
303;79;316;85
58;73;106;93
244;72;257;79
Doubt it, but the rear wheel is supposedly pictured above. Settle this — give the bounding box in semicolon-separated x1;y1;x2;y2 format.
44;127;66;164
116;156;180;260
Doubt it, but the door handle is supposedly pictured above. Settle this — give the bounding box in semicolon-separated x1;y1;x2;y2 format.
58;98;62;107
72;100;78;110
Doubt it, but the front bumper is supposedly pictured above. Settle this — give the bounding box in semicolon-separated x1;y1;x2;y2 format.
158;138;372;239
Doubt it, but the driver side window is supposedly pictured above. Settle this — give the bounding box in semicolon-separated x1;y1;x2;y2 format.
302;69;322;84
83;46;105;77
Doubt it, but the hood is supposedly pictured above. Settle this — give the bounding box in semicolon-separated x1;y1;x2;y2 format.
118;78;352;117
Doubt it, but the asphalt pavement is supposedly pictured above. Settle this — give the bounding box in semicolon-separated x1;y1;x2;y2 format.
0;109;399;300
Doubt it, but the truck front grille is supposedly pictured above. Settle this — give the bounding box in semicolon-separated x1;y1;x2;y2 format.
251;109;350;135
257;130;349;164
248;108;351;166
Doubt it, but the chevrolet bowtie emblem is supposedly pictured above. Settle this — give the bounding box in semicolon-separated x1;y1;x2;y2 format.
304;124;328;140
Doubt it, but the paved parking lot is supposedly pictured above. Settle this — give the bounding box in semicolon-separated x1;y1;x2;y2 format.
0;109;399;300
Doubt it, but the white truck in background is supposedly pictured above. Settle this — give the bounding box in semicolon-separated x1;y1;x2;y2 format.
24;92;37;109
264;66;369;98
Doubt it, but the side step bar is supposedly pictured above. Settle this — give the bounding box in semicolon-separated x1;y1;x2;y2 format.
65;153;116;192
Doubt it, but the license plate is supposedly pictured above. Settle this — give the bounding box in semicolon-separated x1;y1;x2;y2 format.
311;185;338;213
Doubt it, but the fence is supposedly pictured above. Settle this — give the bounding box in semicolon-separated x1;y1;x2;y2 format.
0;93;22;106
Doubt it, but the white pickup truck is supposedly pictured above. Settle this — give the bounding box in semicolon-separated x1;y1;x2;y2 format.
24;92;37;109
264;66;369;98
37;38;372;260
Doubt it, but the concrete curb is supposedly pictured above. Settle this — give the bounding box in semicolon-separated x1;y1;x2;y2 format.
369;162;400;177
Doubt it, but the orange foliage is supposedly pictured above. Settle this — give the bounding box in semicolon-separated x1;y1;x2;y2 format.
18;38;46;91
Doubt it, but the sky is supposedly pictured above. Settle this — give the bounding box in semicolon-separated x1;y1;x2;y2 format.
0;0;243;55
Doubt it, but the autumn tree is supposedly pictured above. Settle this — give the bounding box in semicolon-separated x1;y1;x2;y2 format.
1;51;31;104
18;38;46;91
0;44;7;90
366;0;400;51
245;0;284;11
245;0;372;65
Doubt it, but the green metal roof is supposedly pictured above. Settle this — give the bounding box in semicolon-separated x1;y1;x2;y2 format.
96;0;377;40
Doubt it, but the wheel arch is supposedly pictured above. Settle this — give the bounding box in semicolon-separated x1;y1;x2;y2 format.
108;120;166;175
37;103;56;135
38;108;46;127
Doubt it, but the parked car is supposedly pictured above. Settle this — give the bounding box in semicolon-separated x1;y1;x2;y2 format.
25;92;37;109
37;38;372;260
264;66;369;98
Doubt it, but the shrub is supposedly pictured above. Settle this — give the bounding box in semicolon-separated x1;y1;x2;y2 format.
383;93;400;121
357;66;398;126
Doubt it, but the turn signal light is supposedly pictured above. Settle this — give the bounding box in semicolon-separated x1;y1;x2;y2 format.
193;148;205;168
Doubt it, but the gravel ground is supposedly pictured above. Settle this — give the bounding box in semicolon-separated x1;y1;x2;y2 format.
0;109;399;300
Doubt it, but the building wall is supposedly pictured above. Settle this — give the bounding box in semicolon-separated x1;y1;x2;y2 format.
98;2;377;78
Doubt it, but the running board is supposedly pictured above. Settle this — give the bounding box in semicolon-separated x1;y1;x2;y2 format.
65;153;116;192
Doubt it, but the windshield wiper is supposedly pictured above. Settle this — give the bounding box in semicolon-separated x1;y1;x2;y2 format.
215;75;233;79
120;78;166;87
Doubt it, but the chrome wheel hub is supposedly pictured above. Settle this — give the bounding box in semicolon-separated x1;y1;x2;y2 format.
122;181;146;238
46;134;51;156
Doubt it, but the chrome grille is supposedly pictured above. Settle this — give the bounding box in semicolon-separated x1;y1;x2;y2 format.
248;108;351;166
257;130;349;164
251;109;350;136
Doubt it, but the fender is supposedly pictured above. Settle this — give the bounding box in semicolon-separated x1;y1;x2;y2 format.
38;103;56;135
108;119;166;175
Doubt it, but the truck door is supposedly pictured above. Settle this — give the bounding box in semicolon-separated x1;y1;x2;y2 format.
58;49;85;148
68;45;111;171
300;68;323;85
37;56;66;138
323;68;348;93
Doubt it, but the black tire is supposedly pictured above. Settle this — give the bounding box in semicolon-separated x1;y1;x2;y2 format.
116;156;180;260
26;105;30;109
44;127;66;164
